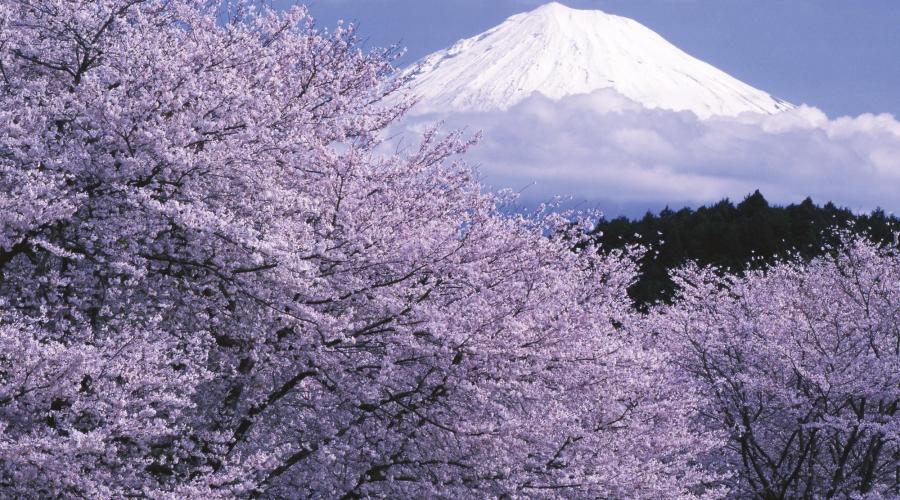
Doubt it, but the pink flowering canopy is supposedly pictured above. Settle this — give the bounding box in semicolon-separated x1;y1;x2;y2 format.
657;236;900;497
0;1;722;497
3;1;898;498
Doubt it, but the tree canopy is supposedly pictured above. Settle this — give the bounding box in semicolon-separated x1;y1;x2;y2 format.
0;1;718;496
1;1;898;498
594;191;900;306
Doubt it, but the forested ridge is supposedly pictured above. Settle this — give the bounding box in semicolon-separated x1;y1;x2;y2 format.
595;190;900;305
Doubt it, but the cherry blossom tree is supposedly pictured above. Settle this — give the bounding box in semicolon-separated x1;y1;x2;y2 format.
0;0;721;496
657;236;900;498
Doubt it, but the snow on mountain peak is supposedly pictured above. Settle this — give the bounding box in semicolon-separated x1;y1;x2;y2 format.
402;2;793;118
530;1;585;15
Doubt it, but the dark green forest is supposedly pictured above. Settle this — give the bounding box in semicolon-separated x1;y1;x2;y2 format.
594;191;900;307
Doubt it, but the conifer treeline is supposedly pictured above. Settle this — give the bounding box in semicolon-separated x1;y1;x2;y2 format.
594;190;900;306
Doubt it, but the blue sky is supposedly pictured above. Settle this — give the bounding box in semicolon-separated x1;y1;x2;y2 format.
290;0;900;118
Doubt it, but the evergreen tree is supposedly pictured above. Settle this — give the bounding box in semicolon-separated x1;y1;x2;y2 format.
594;192;900;306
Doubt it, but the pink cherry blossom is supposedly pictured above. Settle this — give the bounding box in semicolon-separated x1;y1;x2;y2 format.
656;235;900;497
0;1;721;497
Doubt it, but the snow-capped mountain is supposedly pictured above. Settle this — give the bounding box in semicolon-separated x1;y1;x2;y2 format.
402;2;793;118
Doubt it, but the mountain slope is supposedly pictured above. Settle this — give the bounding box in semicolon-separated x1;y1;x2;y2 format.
402;2;793;118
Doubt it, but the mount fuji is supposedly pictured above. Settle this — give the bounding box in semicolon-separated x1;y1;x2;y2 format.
401;2;793;118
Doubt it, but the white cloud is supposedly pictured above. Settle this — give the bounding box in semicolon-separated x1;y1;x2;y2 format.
394;89;900;215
